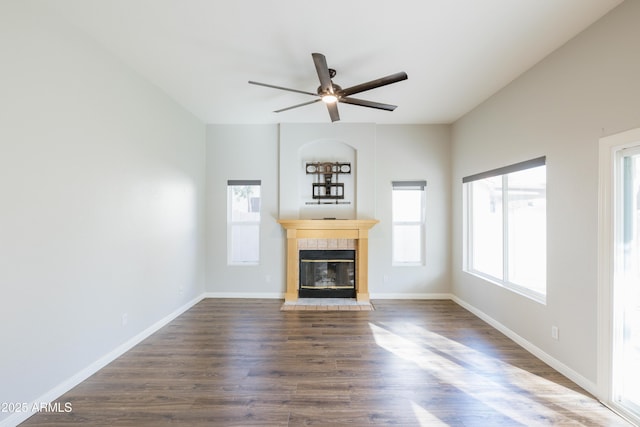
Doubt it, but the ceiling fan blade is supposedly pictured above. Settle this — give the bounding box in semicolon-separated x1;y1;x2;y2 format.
340;97;397;111
339;72;408;97
312;53;333;93
248;80;317;97
274;98;322;113
326;102;340;122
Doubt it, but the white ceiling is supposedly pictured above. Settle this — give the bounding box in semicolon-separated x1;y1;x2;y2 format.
45;0;622;124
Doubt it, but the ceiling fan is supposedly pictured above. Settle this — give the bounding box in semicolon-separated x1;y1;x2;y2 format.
249;53;408;122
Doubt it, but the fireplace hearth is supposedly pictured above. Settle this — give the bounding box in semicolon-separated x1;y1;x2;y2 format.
299;250;355;298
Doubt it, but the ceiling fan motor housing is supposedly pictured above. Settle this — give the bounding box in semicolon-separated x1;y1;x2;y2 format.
318;83;342;97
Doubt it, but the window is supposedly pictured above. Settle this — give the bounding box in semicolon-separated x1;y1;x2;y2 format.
227;180;261;265
463;157;546;302
613;145;640;420
392;181;426;265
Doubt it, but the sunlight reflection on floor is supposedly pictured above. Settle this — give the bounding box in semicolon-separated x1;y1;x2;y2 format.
369;321;617;426
411;400;450;426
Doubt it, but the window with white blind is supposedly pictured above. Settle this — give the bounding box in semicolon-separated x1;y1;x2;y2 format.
392;181;426;265
463;157;547;302
227;180;261;265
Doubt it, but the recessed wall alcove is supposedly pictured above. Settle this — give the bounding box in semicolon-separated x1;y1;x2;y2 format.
299;140;356;219
278;123;377;220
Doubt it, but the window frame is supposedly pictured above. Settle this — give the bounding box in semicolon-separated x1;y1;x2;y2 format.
463;157;547;303
227;180;261;266
391;180;427;266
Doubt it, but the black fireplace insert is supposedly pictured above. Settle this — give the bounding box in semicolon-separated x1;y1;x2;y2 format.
299;250;356;298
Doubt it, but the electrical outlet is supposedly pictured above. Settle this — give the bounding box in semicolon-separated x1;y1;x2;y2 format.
265;274;272;283
179;286;184;296
121;313;128;327
383;275;390;283
551;326;559;340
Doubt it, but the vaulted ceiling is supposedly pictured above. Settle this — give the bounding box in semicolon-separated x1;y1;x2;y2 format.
46;0;622;124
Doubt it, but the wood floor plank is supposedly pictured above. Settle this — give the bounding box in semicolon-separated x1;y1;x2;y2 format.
20;299;631;426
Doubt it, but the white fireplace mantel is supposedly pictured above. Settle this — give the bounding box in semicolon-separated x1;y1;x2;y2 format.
277;219;379;302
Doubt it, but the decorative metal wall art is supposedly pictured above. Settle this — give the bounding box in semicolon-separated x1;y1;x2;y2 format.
305;162;351;204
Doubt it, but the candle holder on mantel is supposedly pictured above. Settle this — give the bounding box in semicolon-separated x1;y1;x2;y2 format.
305;161;351;205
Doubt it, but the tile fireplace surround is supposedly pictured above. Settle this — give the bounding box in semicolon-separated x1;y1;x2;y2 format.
277;219;379;302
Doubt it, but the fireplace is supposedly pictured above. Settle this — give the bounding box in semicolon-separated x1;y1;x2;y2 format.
277;219;378;302
299;250;356;298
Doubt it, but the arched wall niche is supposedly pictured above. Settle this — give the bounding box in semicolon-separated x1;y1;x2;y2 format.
278;123;376;220
298;139;356;219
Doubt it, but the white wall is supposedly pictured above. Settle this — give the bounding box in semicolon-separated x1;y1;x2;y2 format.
451;0;640;388
0;4;206;423
205;124;283;296
372;125;451;297
206;123;451;299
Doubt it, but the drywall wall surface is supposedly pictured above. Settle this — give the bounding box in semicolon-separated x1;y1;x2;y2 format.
0;4;206;421
206;123;451;298
371;124;452;296
451;0;640;384
205;124;283;295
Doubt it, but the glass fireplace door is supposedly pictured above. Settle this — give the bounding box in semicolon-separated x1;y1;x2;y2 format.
299;250;355;298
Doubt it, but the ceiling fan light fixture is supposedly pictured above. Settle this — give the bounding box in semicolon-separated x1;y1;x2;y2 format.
322;93;338;104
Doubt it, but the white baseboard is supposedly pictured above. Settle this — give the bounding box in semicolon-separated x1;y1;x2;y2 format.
1;294;205;427
203;292;454;300
370;292;454;300
450;295;599;397
204;292;285;299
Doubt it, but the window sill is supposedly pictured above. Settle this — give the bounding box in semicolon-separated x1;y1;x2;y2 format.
464;270;547;305
393;262;425;267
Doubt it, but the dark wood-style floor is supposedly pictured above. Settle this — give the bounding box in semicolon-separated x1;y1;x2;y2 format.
22;299;630;426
